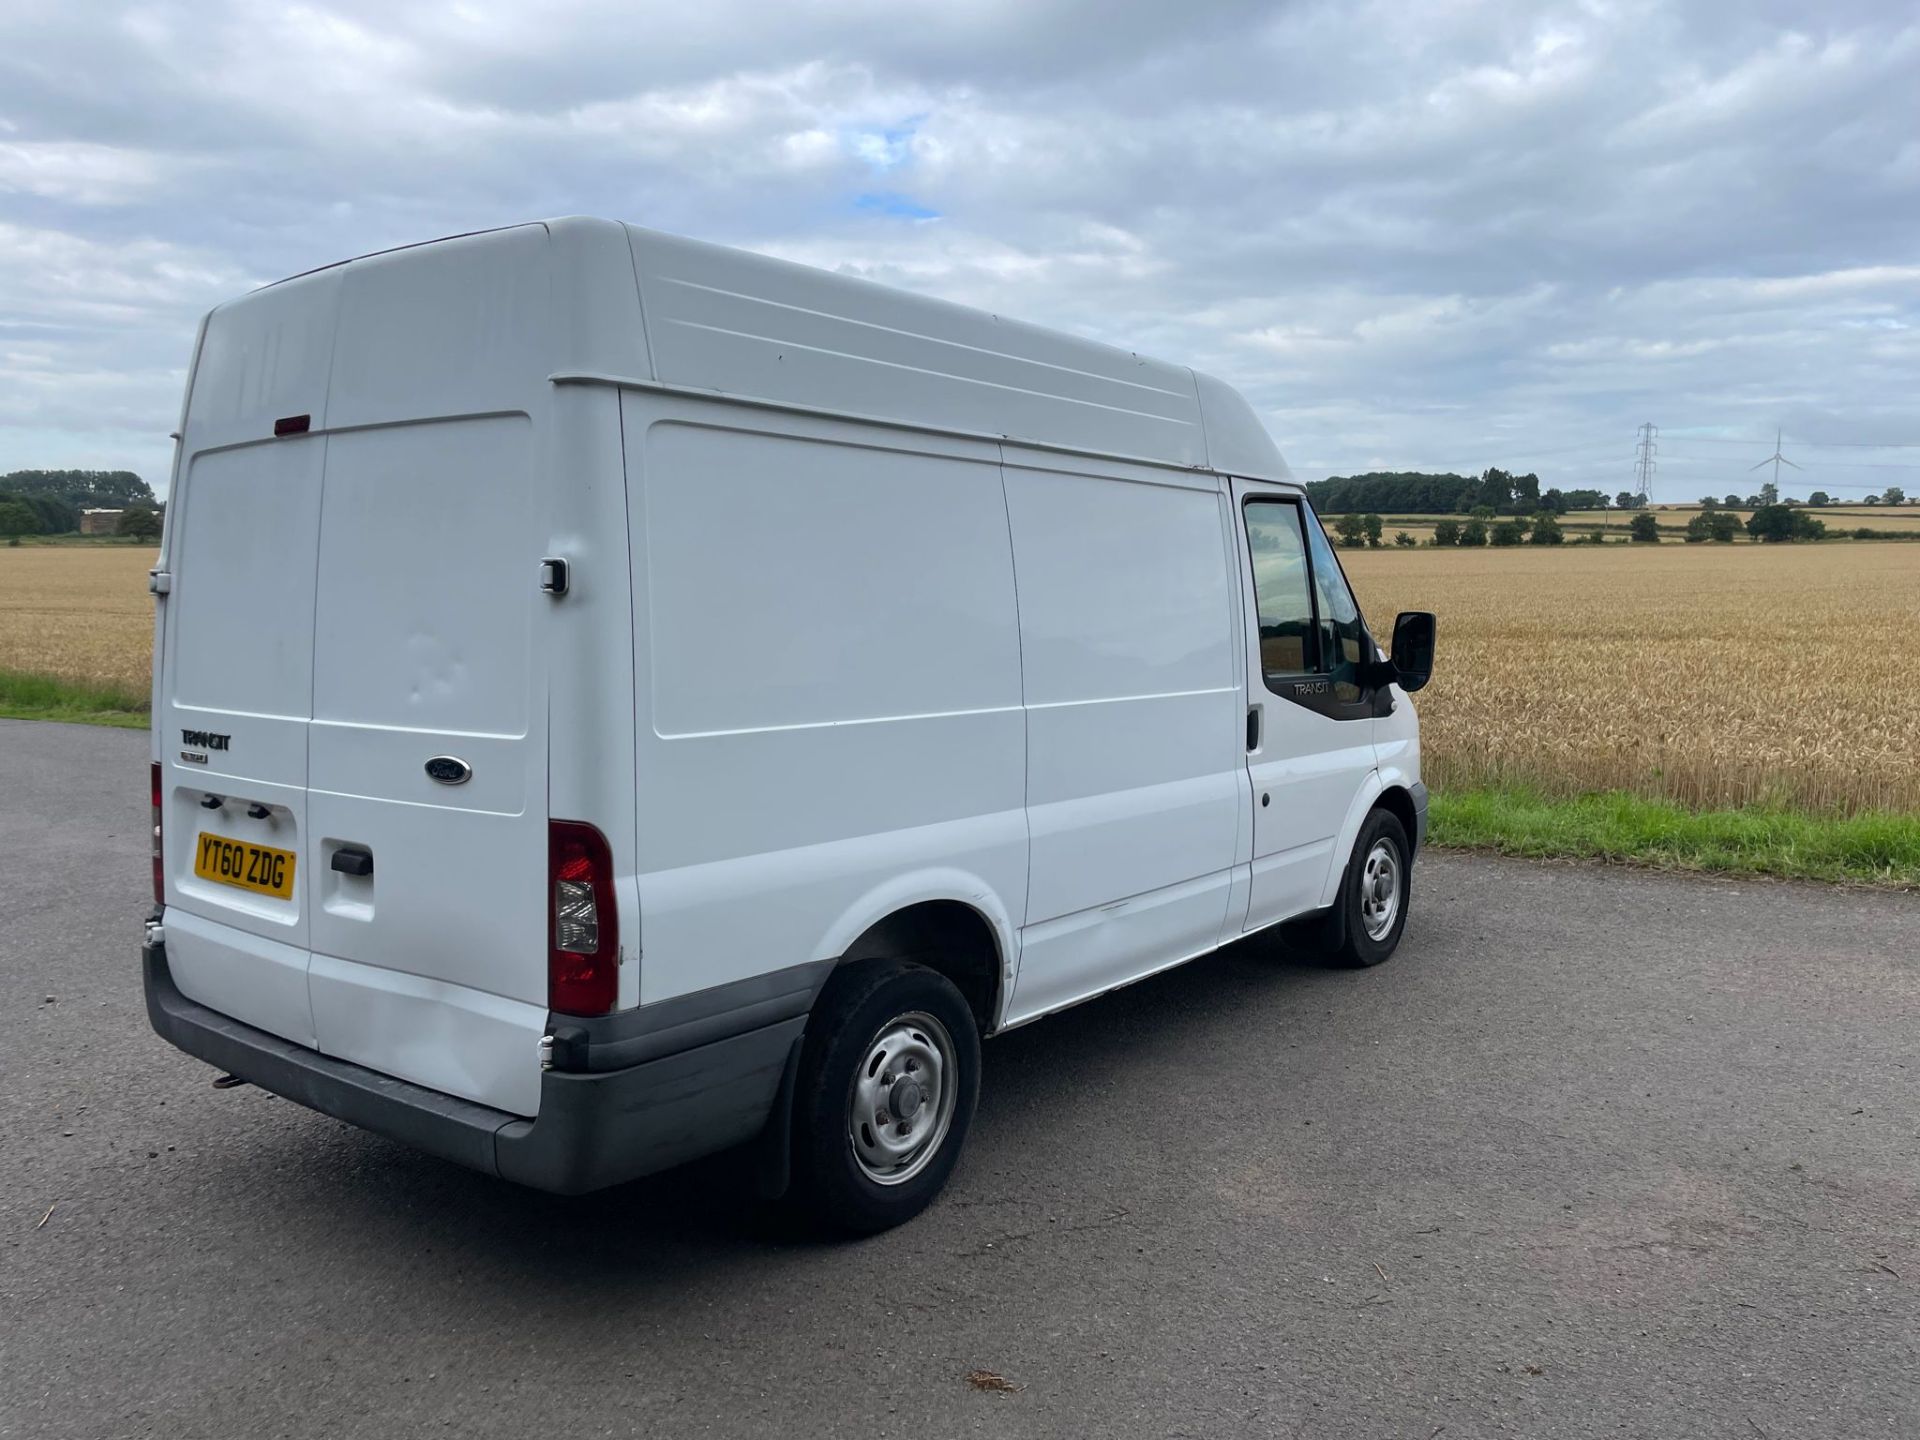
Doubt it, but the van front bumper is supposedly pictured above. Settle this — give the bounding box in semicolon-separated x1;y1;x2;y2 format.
142;938;803;1195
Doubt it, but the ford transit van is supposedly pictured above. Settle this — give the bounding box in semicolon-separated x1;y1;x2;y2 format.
142;218;1434;1231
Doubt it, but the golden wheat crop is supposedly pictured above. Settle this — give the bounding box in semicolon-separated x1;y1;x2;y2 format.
1345;541;1920;814
0;545;158;694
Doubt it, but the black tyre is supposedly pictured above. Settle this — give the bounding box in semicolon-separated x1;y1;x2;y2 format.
789;959;980;1234
1291;808;1412;968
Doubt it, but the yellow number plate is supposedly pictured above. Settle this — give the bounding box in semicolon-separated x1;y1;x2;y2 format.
194;832;297;900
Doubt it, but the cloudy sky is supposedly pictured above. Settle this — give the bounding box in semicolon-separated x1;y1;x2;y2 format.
3;0;1917;501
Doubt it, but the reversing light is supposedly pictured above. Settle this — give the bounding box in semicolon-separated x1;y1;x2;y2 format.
548;820;617;1016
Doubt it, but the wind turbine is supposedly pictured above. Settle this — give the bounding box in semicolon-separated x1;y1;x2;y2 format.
1751;429;1799;495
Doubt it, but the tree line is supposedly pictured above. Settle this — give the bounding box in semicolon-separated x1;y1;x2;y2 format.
1308;468;1911;517
1333;501;1856;549
1305;469;1618;516
0;470;160;540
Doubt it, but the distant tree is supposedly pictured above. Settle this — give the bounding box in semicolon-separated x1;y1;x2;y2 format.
1724;494;1742;509
1698;495;1719;510
1563;489;1608;511
1615;491;1635;511
1476;468;1516;512
1489;518;1527;546
1529;513;1564;545
1335;512;1368;548
0;498;40;537
1746;505;1826;543
1863;493;1882;505
1393;530;1417;547
1685;510;1740;544
1629;512;1661;543
1469;504;1496;520
1886;486;1907;506
1540;488;1567;514
1363;513;1384;548
13;495;75;533
118;506;163;542
1431;518;1462;547
1758;481;1779;506
0;469;153;508
1459;518;1489;547
1807;491;1830;507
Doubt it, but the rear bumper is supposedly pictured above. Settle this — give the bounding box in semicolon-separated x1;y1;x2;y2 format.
142;938;802;1195
1411;781;1430;853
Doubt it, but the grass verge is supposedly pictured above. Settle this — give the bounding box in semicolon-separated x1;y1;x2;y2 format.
1431;786;1920;888
0;669;150;728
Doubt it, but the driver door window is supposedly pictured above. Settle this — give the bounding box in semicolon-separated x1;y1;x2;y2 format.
1242;497;1376;717
1243;499;1317;682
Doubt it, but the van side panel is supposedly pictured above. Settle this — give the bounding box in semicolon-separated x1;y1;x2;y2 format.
624;396;1028;1007
1000;451;1243;1025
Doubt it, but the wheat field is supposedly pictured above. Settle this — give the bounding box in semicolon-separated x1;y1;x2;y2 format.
4;538;1918;813
1344;542;1920;814
0;545;158;694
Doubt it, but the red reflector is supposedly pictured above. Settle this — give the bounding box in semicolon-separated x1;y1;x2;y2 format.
273;413;311;437
548;820;617;1016
151;761;164;906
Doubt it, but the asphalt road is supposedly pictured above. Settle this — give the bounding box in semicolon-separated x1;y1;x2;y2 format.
2;718;1916;1439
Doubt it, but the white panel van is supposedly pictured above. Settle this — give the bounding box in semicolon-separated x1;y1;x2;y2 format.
143;219;1435;1231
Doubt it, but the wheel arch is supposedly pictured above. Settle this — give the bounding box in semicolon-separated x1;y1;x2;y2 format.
1316;771;1421;909
1372;783;1419;857
811;871;1019;1036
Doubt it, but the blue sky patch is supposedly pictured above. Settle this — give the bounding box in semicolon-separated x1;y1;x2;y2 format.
853;192;941;221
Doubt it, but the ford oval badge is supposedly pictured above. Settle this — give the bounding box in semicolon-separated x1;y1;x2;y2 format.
425;755;472;786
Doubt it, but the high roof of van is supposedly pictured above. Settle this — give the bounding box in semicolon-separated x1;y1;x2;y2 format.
220;217;1292;483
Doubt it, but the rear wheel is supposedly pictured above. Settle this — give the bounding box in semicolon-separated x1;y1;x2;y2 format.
789;959;980;1234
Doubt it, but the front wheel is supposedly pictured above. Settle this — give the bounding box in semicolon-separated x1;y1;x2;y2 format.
789;960;981;1234
1291;807;1412;968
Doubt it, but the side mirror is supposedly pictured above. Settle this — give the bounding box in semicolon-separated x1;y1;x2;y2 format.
1388;611;1436;693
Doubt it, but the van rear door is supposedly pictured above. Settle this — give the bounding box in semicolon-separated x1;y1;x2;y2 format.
159;226;560;1117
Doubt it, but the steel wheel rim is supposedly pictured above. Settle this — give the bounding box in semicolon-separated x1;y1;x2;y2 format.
848;1010;959;1186
1359;838;1402;942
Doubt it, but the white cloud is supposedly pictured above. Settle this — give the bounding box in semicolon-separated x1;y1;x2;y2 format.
0;0;1916;499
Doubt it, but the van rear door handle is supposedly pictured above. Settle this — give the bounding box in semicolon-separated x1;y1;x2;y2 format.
330;847;373;877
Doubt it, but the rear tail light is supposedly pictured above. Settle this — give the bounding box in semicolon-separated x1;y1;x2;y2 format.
548;820;617;1016
151;762;164;906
